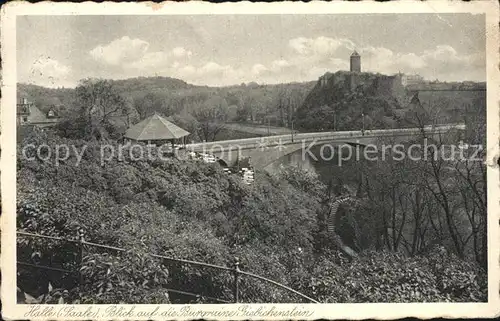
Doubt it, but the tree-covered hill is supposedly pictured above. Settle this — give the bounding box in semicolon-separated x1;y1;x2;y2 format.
110;76;193;93
294;71;486;132
17;83;75;113
17;74;485;136
17;77;315;130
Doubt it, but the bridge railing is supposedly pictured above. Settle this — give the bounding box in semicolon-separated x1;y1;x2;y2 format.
187;124;466;151
17;231;318;304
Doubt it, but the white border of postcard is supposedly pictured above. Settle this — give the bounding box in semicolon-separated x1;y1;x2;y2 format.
2;1;499;320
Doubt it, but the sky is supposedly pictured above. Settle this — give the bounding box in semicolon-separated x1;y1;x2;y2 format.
17;14;486;88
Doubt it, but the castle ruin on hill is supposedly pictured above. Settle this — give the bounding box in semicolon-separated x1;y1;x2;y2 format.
317;51;408;106
315;51;485;108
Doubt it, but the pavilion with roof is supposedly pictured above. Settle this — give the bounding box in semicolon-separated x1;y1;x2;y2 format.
124;113;190;147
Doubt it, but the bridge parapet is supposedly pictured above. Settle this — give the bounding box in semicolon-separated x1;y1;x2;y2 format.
184;123;466;169
186;123;465;151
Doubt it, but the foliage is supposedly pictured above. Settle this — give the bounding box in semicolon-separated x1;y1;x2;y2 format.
79;251;170;304
191;96;229;142
51;79;138;140
294;71;486;132
17;129;321;303
16;117;487;303
298;248;486;303
349;124;488;268
19;77;315;142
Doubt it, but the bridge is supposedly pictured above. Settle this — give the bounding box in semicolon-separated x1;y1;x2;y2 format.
185;123;466;170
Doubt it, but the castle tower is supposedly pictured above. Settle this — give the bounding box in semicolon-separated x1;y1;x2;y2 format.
350;50;361;73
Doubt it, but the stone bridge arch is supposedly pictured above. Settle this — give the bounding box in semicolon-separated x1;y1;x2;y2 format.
209;137;375;170
252;140;370;170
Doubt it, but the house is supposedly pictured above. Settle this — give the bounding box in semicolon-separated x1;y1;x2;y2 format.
401;74;425;87
17;98;59;128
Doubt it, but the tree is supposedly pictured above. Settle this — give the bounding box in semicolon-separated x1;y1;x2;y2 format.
133;92;166;119
275;86;306;128
239;92;263;122
121;96;140;127
192;96;229;142
168;112;200;142
357;120;487;267
73;78;128;140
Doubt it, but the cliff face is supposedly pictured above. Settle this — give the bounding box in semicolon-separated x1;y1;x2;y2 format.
304;71;408;108
295;71;410;131
295;70;485;132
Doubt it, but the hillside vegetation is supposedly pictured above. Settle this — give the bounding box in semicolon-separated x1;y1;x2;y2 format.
16;76;487;303
17;125;487;303
295;71;486;131
18;77;314;141
18;73;485;141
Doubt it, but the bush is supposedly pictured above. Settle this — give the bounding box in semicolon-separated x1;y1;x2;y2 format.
16;129;487;303
298;249;486;303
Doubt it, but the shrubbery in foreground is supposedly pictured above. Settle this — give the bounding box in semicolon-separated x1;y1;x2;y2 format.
17;129;487;303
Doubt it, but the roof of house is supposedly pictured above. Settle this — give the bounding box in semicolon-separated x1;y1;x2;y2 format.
20;104;57;124
124;113;190;141
30;105;51;123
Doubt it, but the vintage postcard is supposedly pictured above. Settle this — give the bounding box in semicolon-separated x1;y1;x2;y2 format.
1;1;499;320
